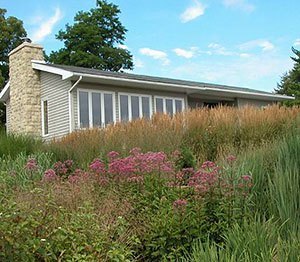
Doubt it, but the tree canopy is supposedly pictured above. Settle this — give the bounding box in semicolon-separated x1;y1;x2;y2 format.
0;8;27;126
0;8;27;88
48;0;133;71
276;47;300;106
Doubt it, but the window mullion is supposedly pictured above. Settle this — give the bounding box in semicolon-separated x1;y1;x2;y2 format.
101;93;105;127
128;95;132;121
139;96;143;118
88;92;93;128
163;98;166;113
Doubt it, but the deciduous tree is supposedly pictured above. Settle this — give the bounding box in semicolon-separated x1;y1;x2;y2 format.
0;8;27;126
48;0;133;71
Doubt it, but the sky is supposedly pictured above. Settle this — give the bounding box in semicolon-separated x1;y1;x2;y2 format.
1;0;300;92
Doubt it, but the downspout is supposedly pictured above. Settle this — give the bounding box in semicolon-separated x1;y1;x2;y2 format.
68;76;82;133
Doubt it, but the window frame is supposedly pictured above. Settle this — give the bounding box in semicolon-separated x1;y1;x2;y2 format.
41;99;49;137
77;88;116;129
154;96;185;115
118;92;152;122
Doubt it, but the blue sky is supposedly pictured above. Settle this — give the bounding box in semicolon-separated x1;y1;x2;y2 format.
1;0;300;92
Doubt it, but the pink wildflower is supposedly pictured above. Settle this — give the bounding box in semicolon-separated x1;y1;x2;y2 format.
226;155;237;164
201;161;216;169
43;169;58;182
107;151;120;160
89;159;106;174
241;175;252;181
25;159;38;172
130;147;141;156
173;199;188;210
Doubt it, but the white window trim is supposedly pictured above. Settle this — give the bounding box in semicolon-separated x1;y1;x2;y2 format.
154;96;185;114
41;99;49;137
118;92;152;122
77;88;116;129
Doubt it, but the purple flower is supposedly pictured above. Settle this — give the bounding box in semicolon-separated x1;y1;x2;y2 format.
89;159;106;174
43;169;58;182
107;151;120;160
173;199;188;210
25;159;38;172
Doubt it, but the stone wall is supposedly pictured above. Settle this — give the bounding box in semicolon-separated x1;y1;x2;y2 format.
8;42;44;136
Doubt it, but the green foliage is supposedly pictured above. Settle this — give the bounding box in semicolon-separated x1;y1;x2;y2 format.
183;218;300;262
0;130;43;158
176;145;196;170
0;8;27;125
48;0;133;71
276;47;300;105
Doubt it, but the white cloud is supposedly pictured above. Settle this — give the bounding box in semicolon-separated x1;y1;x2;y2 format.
239;39;275;52
180;0;206;23
208;43;234;56
239;53;251;58
294;39;300;47
139;48;170;65
172;54;292;91
133;56;144;68
173;48;194;58
31;8;63;43
223;0;255;12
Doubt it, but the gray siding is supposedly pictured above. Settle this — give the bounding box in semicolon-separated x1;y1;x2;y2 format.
6;98;10;132
41;72;71;140
237;98;274;108
73;82;187;129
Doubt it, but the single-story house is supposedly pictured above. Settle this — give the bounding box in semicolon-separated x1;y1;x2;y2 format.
0;42;294;140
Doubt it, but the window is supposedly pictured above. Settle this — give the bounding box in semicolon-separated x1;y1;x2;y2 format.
119;93;152;122
79;91;89;128
155;96;184;115
78;90;115;128
42;100;49;136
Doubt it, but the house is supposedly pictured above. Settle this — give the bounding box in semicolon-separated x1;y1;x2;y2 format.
0;42;294;140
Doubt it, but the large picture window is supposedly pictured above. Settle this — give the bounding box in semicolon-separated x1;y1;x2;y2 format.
154;96;184;116
78;90;115;128
119;93;152;122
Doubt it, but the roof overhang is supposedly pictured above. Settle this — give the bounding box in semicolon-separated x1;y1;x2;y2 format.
71;72;295;102
0;81;10;102
32;60;74;80
31;61;295;102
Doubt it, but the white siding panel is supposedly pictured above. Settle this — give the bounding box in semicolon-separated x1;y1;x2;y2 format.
41;72;71;140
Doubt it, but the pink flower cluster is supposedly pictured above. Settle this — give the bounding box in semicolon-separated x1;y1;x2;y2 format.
89;159;106;174
187;161;220;194
173;199;188;210
68;168;90;184
25;158;38;172
43;169;58;182
108;148;174;179
53;160;73;177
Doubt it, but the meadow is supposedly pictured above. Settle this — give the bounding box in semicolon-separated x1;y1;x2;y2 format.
0;105;299;261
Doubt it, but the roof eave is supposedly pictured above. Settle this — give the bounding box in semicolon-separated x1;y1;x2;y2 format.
32;61;74;80
73;72;295;102
0;81;10;102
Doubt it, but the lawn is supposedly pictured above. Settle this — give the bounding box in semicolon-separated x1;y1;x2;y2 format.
0;106;299;261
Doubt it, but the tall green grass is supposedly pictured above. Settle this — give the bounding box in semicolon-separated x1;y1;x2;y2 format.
0;129;42;158
183;218;300;261
45;106;300;165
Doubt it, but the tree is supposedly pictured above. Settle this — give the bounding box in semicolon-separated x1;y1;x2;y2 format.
276;47;300;106
0;8;27;126
48;0;133;71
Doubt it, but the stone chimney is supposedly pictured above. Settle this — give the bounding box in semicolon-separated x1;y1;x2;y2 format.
8;42;44;136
